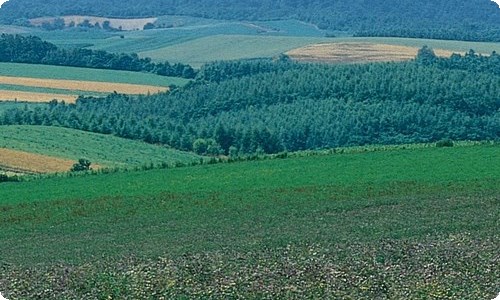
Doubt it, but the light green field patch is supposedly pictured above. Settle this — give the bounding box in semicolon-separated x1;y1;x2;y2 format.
0;125;201;169
139;35;330;66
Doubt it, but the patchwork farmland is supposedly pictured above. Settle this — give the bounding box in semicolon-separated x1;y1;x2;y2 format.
0;75;168;103
0;62;187;103
286;42;458;63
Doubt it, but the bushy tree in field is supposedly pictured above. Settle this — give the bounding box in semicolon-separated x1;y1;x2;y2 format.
71;159;92;172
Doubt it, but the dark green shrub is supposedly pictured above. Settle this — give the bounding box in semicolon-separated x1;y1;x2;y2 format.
436;139;454;147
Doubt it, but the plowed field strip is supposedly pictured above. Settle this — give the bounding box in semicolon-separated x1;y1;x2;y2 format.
0;148;76;173
0;76;168;94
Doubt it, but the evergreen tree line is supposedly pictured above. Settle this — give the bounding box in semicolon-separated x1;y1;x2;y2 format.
1;0;499;42
0;34;196;78
1;50;498;155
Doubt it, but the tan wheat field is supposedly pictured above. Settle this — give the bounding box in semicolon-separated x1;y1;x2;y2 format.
0;148;76;173
0;90;78;103
0;76;168;95
286;42;457;63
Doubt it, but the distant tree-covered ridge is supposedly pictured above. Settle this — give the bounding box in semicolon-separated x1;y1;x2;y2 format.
0;34;196;78
1;0;499;42
2;49;498;155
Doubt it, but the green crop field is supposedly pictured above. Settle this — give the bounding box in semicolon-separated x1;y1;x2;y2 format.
1;143;498;298
0;125;201;169
139;35;330;66
0;62;189;87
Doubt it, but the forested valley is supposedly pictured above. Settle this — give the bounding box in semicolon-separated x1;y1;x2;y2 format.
1;0;499;42
0;34;196;78
2;48;498;156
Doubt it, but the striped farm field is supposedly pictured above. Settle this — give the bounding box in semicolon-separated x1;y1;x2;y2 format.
0;62;187;86
286;42;458;63
0;62;187;103
0;76;168;101
0;147;76;174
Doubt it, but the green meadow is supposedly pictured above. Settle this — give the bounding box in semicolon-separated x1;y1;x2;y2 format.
0;125;201;169
1;143;498;298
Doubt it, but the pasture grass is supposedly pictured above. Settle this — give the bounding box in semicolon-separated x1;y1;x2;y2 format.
0;125;201;170
0;143;498;298
139;35;329;66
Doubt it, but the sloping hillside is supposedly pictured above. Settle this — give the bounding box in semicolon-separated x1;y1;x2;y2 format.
0;144;498;298
0;125;202;172
1;0;499;41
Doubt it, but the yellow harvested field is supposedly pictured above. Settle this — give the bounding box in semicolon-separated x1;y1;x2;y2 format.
0;90;78;103
0;148;76;174
286;42;458;63
0;76;168;103
30;16;158;31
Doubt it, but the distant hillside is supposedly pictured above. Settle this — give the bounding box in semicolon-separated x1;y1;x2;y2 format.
1;0;499;41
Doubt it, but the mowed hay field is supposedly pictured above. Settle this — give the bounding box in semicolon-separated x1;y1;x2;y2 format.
287;42;457;63
30;16;158;31
0;147;75;173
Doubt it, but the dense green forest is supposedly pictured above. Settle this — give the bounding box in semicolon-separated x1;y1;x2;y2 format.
2;49;498;155
1;0;499;42
0;34;196;78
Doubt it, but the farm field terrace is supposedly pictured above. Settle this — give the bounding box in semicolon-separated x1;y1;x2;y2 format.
0;125;202;172
0;143;498;298
5;19;498;67
0;62;188;102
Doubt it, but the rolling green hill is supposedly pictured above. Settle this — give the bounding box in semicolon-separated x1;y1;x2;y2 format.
0;143;498;298
0;125;201;169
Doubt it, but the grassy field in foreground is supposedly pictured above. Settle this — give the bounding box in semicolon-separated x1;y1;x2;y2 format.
0;144;498;298
0;125;201;171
